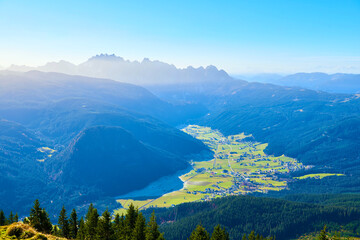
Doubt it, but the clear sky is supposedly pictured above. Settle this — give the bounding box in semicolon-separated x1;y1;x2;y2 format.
0;0;359;74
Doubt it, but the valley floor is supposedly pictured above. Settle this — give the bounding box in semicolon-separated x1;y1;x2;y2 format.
115;125;344;215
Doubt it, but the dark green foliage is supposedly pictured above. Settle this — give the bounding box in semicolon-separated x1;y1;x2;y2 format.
23;217;30;224
146;211;161;240
132;212;146;240
210;225;229;240
281;193;360;209
52;225;61;236
114;214;131;239
96;209;114;240
58;205;70;238
69;208;78;239
149;195;360;240
248;231;255;240
157;233;166;240
113;213;125;239
318;226;328;240
85;204;99;240
14;213;19;222
76;217;86;240
8;211;14;224
125;203;138;236
29;199;52;234
189;225;210;240
0;210;6;226
86;203;95;221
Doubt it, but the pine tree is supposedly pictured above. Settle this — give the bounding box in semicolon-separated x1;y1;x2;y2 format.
114;213;121;230
210;225;229;240
132;212;146;240
69;208;78;239
41;208;53;234
29;199;42;231
58;206;70;238
146;211;161;240
0;210;6;226
248;231;256;240
190;225;210;240
125;204;138;237
29;199;52;233
113;214;121;238
157;233;165;240
256;233;260;240
8;211;14;224
14;213;19;223
86;207;99;240
23;217;30;225
242;234;247;240
86;204;94;221
52;225;61;236
113;214;126;240
76;217;86;240
318;225;328;240
96;209;114;240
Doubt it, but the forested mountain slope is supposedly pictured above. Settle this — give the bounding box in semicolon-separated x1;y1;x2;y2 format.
144;195;360;240
0;71;209;217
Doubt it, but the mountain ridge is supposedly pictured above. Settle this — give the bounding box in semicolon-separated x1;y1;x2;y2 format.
6;54;232;85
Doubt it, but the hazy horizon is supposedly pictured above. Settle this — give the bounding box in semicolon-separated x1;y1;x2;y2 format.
1;0;359;74
2;54;360;76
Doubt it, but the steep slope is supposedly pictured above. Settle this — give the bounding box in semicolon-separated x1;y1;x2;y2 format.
145;196;360;240
56;126;188;196
149;79;360;193
0;120;49;216
0;71;210;217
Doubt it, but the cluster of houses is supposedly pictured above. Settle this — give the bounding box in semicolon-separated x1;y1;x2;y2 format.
183;126;304;199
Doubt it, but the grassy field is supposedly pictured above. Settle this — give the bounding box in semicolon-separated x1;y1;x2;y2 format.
114;125;343;214
36;146;56;162
295;173;345;180
0;223;66;240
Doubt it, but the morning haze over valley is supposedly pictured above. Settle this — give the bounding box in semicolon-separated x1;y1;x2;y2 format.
0;1;359;240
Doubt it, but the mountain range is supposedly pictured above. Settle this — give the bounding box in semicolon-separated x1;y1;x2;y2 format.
7;54;231;85
1;54;360;218
7;55;360;94
239;72;360;94
0;70;210;216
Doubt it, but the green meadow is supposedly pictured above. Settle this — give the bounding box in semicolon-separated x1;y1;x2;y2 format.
295;173;345;180
114;125;342;213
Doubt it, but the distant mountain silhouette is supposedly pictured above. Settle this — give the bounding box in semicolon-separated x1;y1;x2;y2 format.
7;54;232;85
244;72;360;94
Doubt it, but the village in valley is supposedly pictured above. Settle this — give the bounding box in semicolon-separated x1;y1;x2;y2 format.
115;125;305;214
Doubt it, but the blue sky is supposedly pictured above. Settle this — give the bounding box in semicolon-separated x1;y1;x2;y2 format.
0;0;359;73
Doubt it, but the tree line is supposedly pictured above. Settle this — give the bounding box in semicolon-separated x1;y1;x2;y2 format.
151;196;360;240
0;210;19;226
2;199;270;240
